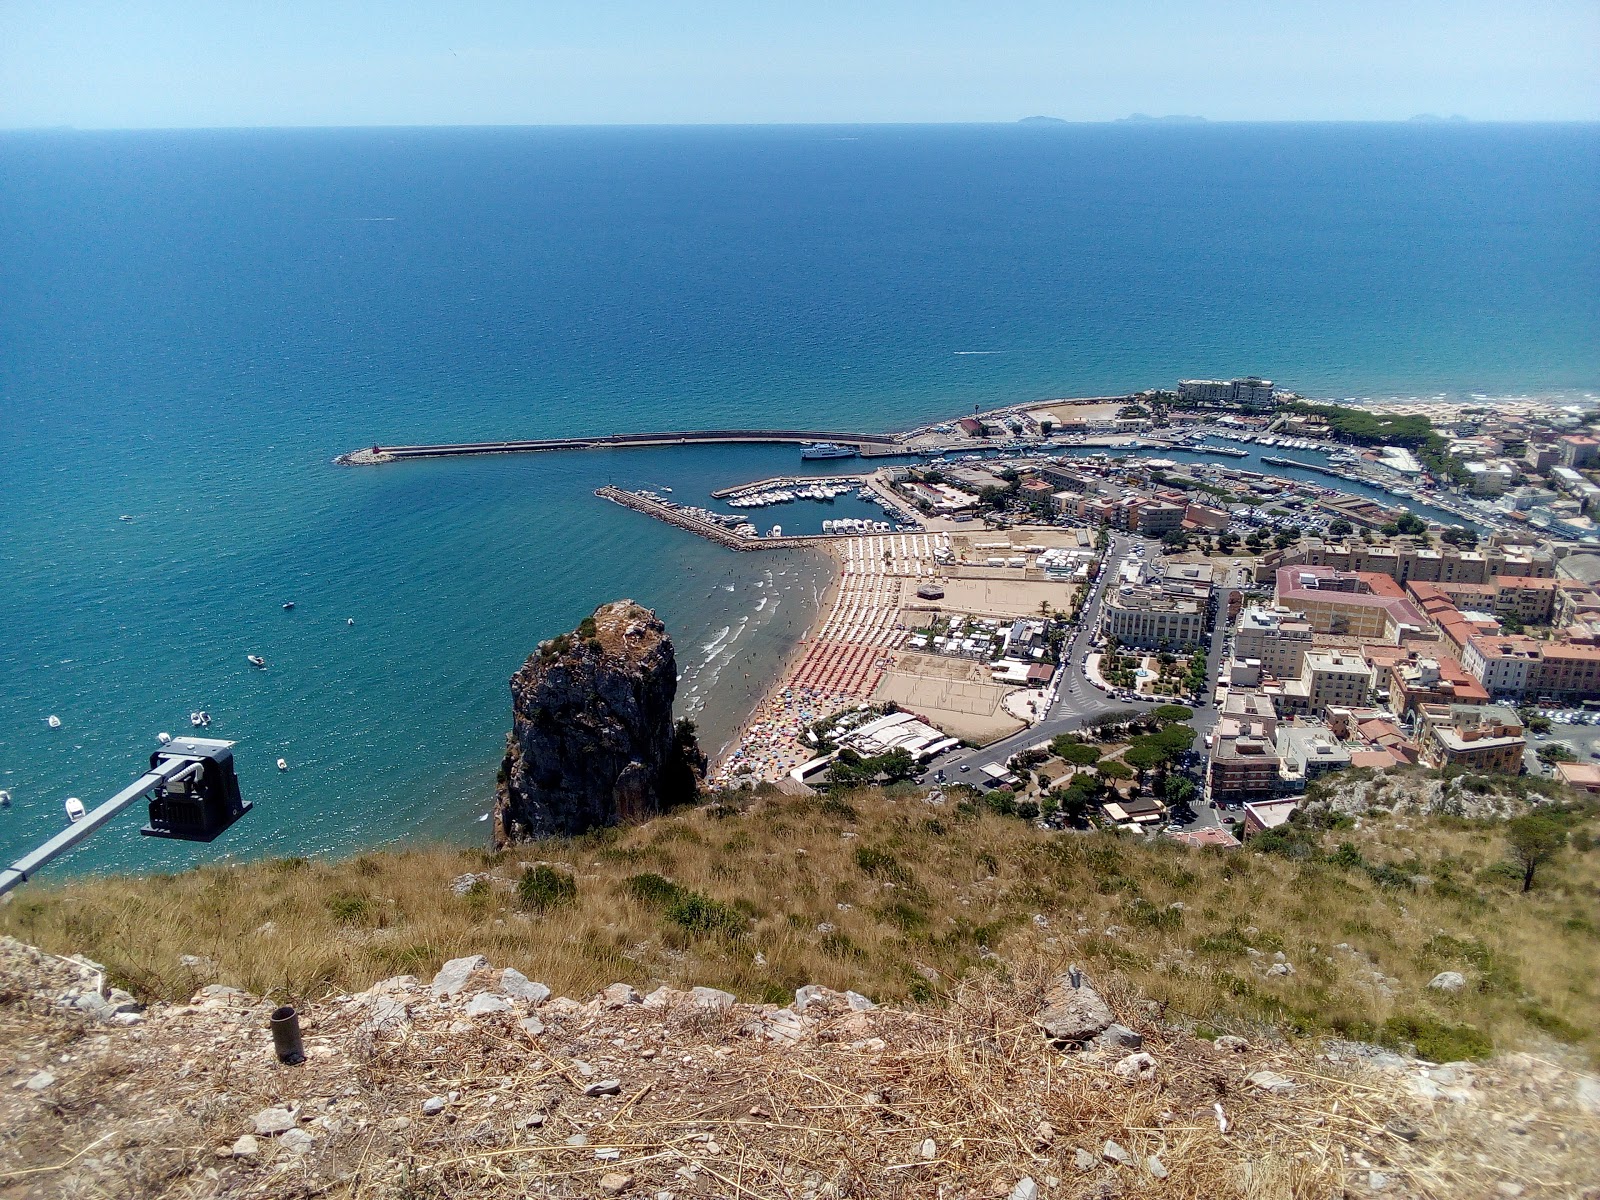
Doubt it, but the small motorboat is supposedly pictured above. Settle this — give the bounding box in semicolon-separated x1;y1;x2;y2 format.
346;618;355;626
190;711;211;728
477;812;490;822
157;731;172;744
282;602;295;610
277;758;288;772
247;655;266;668
65;797;86;823
119;514;134;522
47;715;62;729
0;790;11;809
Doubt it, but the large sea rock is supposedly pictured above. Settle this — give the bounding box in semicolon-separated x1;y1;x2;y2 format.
492;600;705;845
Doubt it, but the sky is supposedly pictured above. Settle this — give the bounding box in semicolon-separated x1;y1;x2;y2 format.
2;1;1597;128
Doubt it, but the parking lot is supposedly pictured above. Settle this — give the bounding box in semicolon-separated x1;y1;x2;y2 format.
1526;708;1600;775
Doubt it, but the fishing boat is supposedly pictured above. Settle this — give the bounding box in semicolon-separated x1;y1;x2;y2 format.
47;715;61;729
282;602;295;610
65;797;86;823
247;654;266;668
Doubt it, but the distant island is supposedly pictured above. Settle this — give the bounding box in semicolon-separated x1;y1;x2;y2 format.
1017;115;1067;125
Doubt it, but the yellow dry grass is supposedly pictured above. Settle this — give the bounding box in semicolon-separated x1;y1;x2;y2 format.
3;786;1596;1066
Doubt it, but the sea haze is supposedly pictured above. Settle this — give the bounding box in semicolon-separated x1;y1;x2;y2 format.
1;122;1597;874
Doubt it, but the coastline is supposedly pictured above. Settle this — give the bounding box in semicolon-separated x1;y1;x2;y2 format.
709;542;848;783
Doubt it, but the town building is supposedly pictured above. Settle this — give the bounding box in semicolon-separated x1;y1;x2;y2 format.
1386;653;1490;716
1275;722;1352;791
1177;377;1276;411
1416;704;1526;774
1279;650;1376;717
1208;694;1281;802
1234;605;1314;679
1274;566;1429;641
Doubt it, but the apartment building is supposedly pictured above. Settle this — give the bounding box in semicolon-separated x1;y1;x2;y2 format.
1461;634;1600;701
1387;653;1491;716
1234;605;1314;679
1263;537;1553;586
1417;704;1526;774
1208;694;1282;802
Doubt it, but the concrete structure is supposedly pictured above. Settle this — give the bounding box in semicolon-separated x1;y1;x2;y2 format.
1241;797;1300;837
1417;704;1525;774
1552;762;1600;796
1263;538;1553;586
1178;377;1276;411
1282;651;1376;717
1559;434;1600;469
1208;693;1281;802
1387;653;1490;716
1275;722;1352;791
1234;605;1314;680
1274;566;1428;641
1460;634;1600;701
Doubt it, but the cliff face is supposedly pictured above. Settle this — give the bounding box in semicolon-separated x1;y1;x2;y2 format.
493;600;705;845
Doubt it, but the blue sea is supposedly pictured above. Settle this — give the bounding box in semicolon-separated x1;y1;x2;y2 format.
2;122;1597;877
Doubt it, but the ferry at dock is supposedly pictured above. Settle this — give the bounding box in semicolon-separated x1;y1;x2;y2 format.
800;442;857;460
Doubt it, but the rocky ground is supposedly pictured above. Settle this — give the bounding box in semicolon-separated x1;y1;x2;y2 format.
2;936;1596;1200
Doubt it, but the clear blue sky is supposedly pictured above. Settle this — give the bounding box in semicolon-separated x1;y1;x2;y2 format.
3;1;1597;128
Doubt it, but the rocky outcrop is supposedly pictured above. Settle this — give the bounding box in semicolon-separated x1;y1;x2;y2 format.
493;600;705;845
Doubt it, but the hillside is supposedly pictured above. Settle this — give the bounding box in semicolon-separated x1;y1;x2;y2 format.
4;777;1596;1067
3;937;1597;1199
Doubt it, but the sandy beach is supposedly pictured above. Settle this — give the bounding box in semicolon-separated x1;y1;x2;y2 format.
711;531;953;786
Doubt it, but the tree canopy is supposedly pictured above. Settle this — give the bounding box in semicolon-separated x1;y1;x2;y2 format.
1506;814;1566;893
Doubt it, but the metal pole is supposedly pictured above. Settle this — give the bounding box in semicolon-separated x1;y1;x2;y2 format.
0;754;207;896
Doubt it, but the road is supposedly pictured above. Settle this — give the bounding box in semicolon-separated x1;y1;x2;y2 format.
925;532;1236;834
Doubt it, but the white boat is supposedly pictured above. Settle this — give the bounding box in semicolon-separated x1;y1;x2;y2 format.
0;790;10;809
157;732;172;744
47;715;61;729
190;710;211;728
282;602;295;610
347;618;355;626
277;758;288;772
65;797;86;823
247;654;266;668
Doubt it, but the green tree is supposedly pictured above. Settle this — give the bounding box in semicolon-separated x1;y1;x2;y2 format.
1537;744;1576;766
1328;519;1353;537
1506;815;1567;892
1098;760;1134;782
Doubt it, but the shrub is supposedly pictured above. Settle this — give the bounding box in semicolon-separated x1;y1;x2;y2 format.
854;846;899;876
327;891;374;924
1380;1014;1493;1063
518;865;577;912
625;872;745;938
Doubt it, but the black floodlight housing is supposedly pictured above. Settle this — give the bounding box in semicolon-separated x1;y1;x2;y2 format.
142;737;251;842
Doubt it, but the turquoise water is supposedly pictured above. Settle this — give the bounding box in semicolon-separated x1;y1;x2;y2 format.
2;123;1596;876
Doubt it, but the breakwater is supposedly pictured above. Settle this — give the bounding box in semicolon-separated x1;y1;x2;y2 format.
596;487;826;550
338;429;901;465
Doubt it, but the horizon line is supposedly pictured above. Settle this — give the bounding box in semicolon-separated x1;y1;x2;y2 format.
6;117;1600;134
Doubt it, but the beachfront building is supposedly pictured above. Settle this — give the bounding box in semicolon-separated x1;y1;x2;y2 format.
1234;605;1314;679
1178;377;1277;412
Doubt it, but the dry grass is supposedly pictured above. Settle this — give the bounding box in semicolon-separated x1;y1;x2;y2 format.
3;785;1598;1065
7;950;1594;1200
